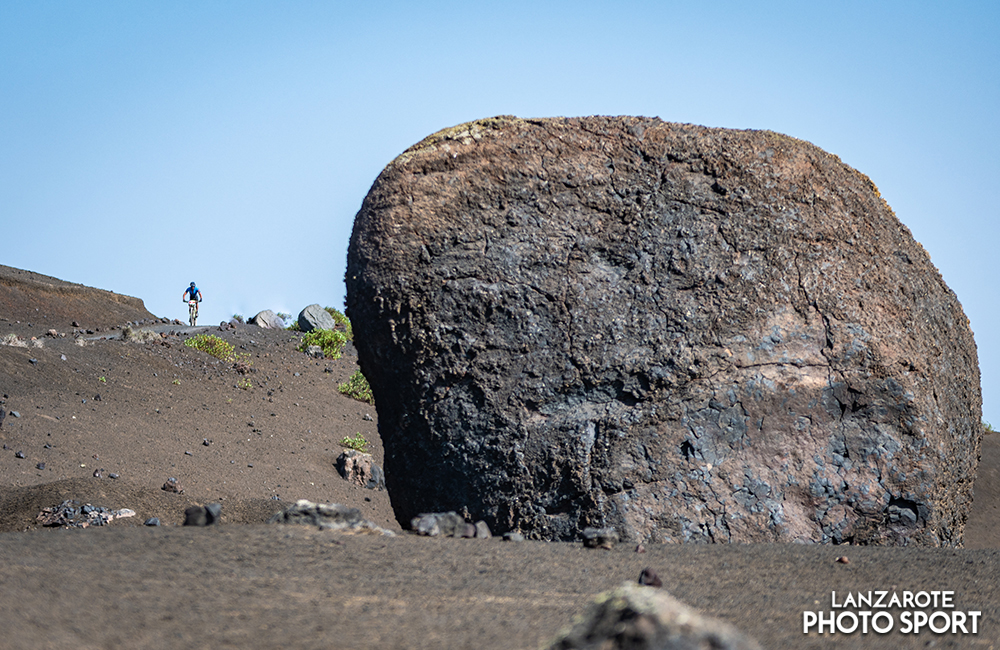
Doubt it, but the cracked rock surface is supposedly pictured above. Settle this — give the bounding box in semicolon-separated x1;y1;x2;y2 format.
346;115;981;546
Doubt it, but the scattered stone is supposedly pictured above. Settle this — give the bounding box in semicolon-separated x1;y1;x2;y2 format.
297;304;337;333
635;544;646;554
93;469;103;478
9;411;18;418
346;116;982;546
47;329;58;337
72;321;80;327
544;582;762;650
474;520;492;539
250;310;286;329
35;462;45;470
411;511;466;537
36;500;135;528
582;527;618;550
183;506;209;526
268;499;394;535
336;450;385;490
14;451;25;459
502;532;525;542
202;438;211;446
305;345;324;359
638;567;663;588
28;358;37;365
144;517;160;526
108;473;119;479
836;556;850;564
184;451;193;456
459;523;477;538
162;477;184;493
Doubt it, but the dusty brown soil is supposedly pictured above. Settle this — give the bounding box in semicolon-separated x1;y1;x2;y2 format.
0;266;998;649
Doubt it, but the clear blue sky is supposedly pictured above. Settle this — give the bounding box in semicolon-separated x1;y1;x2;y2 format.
3;2;999;423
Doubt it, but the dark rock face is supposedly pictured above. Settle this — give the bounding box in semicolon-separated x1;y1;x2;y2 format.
346;116;981;546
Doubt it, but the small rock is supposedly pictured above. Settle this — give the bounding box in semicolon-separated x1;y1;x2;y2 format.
14;451;25;459
582;527;618;550
204;503;222;525
109;473;119;479
162;477;184;493
72;321;80;328
93;469;103;478
411;511;466;537
638;567;663;587
635;544;646;553
47;329;58;337
202;439;211;446
10;411;19;418
36;462;45;470
836;556;850;564
28;358;37;365
474;520;492;539
183;506;208;526
460;523;477;538
184;451;193;456
144;517;160;526
502;531;525;542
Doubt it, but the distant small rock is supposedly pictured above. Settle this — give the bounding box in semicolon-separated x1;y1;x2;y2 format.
638;567;663;587
297;304;336;333
161;477;184;493
502;531;525;542
336;450;385;490
269;499;394;535
582;527;618;550
475;520;492;539
250;310;286;329
411;511;465;537
144;517;160;526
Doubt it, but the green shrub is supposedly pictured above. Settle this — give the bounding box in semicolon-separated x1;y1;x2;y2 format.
324;307;353;340
185;334;235;361
232;314;245;324
338;369;374;404
340;433;369;453
985;420;996;434
298;328;348;359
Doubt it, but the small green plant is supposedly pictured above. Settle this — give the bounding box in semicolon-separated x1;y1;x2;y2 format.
340;433;369;453
338;369;374;404
324;307;353;340
298;328;348;359
98;376;106;383
185;334;235;361
232;314;245;324
285;320;301;331
237;377;253;390
172;378;181;385
985;420;995;434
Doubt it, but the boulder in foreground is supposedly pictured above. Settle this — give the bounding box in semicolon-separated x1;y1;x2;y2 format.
346;116;982;546
546;582;762;650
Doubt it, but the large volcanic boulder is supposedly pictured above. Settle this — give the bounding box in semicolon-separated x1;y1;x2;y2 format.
346;116;981;546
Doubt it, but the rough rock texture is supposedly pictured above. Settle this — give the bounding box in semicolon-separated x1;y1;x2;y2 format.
297;304;336;333
545;582;762;650
346;116;981;546
250;310;285;329
336;449;386;490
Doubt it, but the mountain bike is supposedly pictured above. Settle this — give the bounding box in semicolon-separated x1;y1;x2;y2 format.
188;300;199;327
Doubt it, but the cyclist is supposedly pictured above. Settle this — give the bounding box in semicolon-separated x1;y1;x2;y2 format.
182;282;203;326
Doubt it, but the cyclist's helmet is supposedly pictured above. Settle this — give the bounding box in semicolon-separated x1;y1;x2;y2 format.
190;282;196;287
